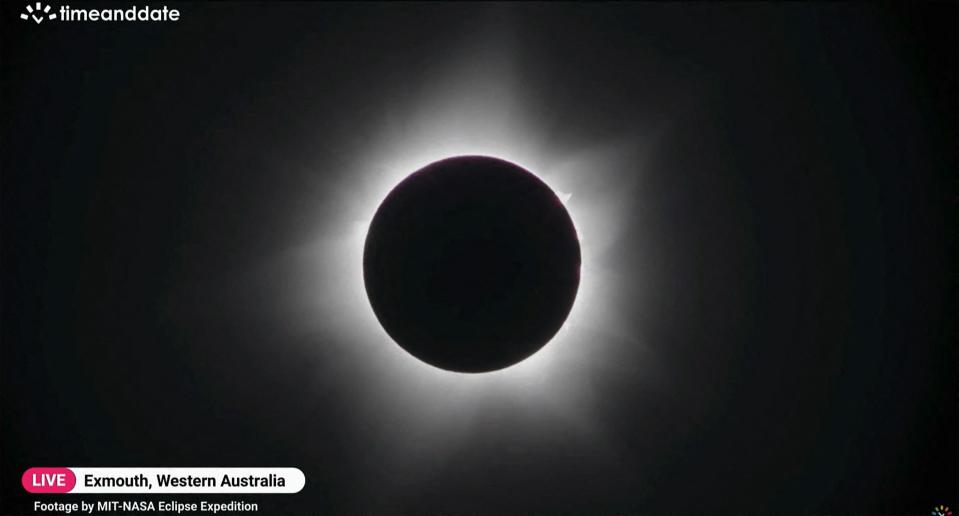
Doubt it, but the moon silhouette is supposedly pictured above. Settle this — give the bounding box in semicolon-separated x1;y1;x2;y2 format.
363;156;581;373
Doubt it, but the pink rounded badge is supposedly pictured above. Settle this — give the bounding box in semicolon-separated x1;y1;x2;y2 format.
22;467;76;493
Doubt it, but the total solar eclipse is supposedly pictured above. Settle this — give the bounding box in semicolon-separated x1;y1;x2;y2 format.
363;156;581;373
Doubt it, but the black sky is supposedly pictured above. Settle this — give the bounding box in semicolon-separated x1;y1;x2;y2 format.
2;3;956;515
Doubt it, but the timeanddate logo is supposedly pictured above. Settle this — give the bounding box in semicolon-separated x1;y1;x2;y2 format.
933;505;953;516
19;3;180;24
19;2;55;23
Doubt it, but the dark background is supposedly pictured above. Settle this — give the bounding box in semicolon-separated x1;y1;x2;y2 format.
2;2;956;515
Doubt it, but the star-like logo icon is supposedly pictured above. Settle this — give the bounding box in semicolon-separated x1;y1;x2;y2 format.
933;505;953;516
19;2;56;24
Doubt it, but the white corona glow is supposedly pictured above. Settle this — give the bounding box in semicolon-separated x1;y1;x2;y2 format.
341;144;598;387
259;13;664;473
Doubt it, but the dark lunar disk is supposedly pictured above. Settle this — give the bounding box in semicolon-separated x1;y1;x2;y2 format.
363;156;581;373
